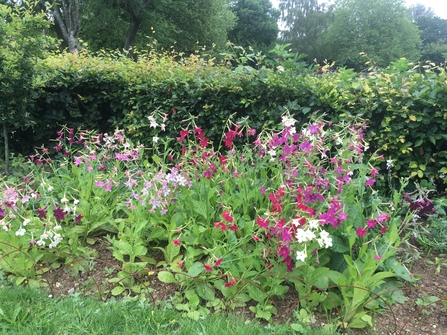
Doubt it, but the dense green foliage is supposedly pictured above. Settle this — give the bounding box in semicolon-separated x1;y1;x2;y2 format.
324;0;421;70
228;0;280;53
279;0;334;63
2;50;445;190
0;4;55;171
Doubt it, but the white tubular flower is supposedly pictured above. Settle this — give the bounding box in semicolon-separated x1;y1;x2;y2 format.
15;228;26;236
281;115;296;127
296;250;307;262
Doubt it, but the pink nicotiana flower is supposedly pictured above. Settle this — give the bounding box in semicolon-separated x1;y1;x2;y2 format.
204;264;213;272
356;226;367;237
173;239;181;246
222;211;234;223
366;219;377;228
365;178;376;187
256;216;269;228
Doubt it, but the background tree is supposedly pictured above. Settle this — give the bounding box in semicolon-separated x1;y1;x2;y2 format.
407;3;435;21
228;0;280;53
324;0;420;70
50;0;83;53
0;4;55;172
409;4;447;65
278;0;334;63
81;0;236;54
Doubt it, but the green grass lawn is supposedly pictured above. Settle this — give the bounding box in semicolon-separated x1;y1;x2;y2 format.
0;281;344;335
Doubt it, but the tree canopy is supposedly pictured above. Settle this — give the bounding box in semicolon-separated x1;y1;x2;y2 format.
324;0;420;70
279;0;334;63
228;0;280;53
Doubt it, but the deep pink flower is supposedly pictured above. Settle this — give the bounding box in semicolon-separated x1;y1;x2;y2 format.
380;226;388;234
75;214;83;224
214;221;227;231
252;235;260;241
215;258;223;267
204;264;213;272
224;279;238;288
366;219;377;228
374;255;382;260
356;226;368;237
256;216;269;228
222;211;234;223
176;129;190;142
173;239;181;246
229;225;238;231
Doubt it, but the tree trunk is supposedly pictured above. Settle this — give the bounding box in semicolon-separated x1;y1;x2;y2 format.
52;0;82;53
3;123;9;174
123;0;152;55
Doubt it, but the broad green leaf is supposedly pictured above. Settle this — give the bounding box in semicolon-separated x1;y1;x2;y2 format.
158;271;177;283
111;286;126;296
187;262;204;277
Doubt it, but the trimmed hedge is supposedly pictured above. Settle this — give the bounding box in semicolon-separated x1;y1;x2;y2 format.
4;52;447;190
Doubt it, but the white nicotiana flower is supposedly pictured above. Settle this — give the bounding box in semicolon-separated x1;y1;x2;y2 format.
73;199;80;205
153;136;159;143
36;239;45;246
308;220;320;230
15;228;26;236
317;230;333;249
295;228;316;243
61;196;68;203
386;159;394;170
281;115;296;128
335;137;343;145
48;185;54;192
296;250;307;262
23;219;31;226
364;143;370;151
54;225;62;231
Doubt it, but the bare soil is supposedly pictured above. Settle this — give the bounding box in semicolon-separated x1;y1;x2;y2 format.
41;238;447;335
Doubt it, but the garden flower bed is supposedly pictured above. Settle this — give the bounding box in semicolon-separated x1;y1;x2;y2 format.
0;111;441;333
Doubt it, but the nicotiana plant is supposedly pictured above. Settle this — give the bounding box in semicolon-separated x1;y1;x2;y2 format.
0;110;417;329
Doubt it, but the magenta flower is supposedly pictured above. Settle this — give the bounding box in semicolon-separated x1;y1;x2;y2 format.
366;219;377;228
256;216;269;228
356;226;367;237
365;178;376;187
75;214;83;224
204;264;213;272
173;239;181;246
